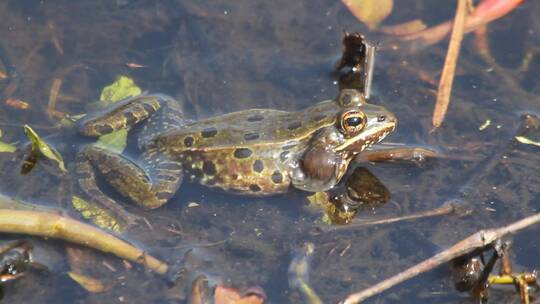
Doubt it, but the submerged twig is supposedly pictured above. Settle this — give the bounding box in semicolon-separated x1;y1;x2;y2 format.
0;209;168;274
340;212;540;304
322;200;470;233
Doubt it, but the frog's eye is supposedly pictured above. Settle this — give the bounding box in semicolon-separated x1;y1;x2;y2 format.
338;110;367;137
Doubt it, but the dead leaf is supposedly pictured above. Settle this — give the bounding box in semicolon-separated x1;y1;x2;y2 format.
214;285;265;304
342;0;394;30
380;19;427;36
68;272;109;293
5;98;30;110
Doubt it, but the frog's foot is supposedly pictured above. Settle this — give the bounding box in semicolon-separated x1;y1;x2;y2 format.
77;145;183;210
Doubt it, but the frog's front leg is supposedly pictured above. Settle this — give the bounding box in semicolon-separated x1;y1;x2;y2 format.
77;145;183;210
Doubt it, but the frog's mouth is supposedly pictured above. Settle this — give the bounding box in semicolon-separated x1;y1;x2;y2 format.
336;123;396;152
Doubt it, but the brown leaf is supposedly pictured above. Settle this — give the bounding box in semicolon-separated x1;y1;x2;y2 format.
214;285;265;304
68;272;109;293
342;0;394;30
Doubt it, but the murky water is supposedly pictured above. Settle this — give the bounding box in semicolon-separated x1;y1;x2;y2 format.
0;1;538;303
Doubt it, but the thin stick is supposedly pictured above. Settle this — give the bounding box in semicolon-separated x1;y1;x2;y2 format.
321;200;467;233
432;0;468;129
340;212;540;304
0;209;168;274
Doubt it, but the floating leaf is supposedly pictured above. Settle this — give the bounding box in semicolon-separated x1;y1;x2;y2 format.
515;136;540;147
0;141;16;153
380;19;427;36
23;125;66;173
100;75;142;104
72;196;124;233
342;0;394;30
68;272;108;293
93;76;142;153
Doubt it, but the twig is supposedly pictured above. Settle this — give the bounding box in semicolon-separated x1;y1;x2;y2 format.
432;0;468;129
0;209;168;274
340;212;540;304
321;200;468;233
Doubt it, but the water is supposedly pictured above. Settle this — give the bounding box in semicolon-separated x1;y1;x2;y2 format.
0;0;538;303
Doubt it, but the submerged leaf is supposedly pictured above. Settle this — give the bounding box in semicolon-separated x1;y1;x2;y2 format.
68;272;108;293
515;136;540;147
72;196;124;233
214;285;265;304
23;125;67;173
95;129;127;154
342;0;394;29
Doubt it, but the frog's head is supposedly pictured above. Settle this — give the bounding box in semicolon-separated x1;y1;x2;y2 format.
293;89;396;192
333;89;397;152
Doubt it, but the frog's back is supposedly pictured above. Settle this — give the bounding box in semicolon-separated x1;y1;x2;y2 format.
157;100;338;151
153;100;338;195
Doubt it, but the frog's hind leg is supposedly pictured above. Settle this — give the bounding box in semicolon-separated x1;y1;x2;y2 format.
136;94;187;149
76;152;142;227
78;94;165;137
77;145;183;211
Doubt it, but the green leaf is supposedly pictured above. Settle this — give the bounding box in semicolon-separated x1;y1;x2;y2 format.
0;141;16;153
100;75;142;104
72;196;124;233
23;125;67;173
94;129;127;154
93;76;142;153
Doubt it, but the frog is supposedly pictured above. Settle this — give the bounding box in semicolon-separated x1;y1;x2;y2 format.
75;88;396;221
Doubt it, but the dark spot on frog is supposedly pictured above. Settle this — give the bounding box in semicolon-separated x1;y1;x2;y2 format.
95;124;114;135
157;162;183;171
244;132;260;141
282;142;297;150
190;168;204;180
341;93;352;106
143;103;157;114
314;114;327;122
253;160;264;173
249;184;262;192
279;151;289;162
124;111;138;125
234;148;252;159
271;171;283;184
201;127;218;138
156;174;178;182
156;191;172;200
231;173;239;180
205;178;217;186
247;114;264;122
202;161;217;175
184;136;194;147
287;121;302;130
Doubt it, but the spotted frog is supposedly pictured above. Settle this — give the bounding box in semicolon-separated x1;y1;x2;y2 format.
76;88;396;215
